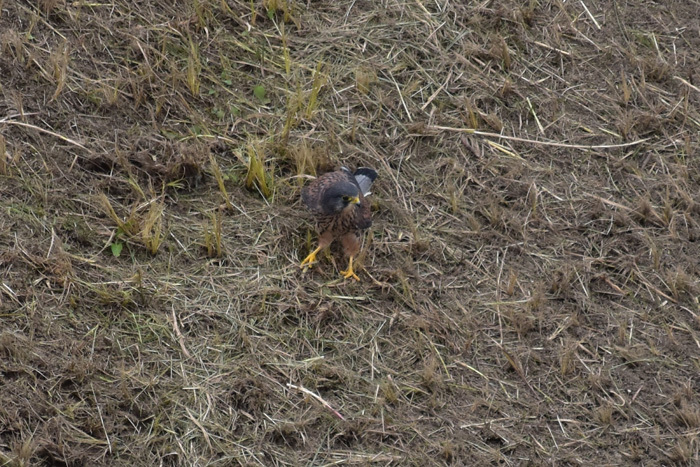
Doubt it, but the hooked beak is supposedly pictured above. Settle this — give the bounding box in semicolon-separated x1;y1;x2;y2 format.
349;196;360;205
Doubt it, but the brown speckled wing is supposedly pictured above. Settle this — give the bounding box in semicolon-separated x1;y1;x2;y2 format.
354;192;372;230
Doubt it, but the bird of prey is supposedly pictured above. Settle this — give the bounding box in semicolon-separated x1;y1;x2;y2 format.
300;166;378;281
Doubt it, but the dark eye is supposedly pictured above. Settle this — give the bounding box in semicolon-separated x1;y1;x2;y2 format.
342;195;350;202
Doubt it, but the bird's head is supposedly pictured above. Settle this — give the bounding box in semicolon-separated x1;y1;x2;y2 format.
322;182;360;214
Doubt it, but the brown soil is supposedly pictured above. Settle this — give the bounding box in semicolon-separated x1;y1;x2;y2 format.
1;0;699;465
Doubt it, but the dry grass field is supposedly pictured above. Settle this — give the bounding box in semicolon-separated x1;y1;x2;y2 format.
1;0;700;465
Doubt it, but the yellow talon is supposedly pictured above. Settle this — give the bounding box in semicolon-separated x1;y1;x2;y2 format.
300;246;322;270
340;256;360;281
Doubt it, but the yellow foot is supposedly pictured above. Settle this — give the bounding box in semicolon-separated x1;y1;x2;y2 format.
300;246;322;270
340;257;360;281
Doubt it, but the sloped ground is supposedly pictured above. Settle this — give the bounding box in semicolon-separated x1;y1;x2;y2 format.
1;0;699;465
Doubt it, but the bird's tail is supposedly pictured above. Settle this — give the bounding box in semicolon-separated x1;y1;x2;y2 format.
353;167;378;196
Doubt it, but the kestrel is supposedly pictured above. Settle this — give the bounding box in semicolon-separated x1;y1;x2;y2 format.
300;166;378;281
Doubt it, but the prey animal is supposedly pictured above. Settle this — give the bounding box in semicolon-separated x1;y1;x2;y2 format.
300;166;378;281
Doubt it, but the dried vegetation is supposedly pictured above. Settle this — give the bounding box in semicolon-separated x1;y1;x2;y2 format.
1;0;699;465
